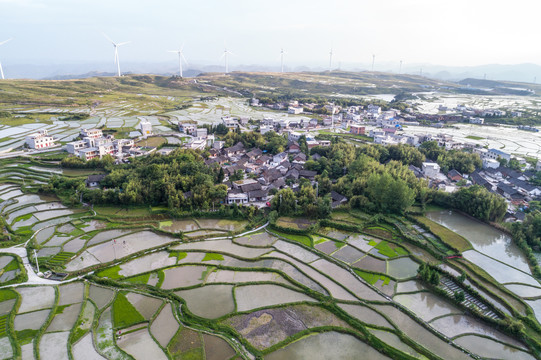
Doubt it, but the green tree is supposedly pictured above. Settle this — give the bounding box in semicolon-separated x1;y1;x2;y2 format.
271;188;297;215
454;291;465;302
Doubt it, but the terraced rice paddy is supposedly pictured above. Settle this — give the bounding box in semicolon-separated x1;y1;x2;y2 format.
0;170;540;359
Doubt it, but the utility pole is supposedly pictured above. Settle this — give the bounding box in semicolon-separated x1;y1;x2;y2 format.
33;249;40;275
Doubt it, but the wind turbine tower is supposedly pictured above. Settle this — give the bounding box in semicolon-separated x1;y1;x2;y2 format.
103;33;130;77
329;48;333;72
280;48;286;73
168;45;188;77
399;60;403;74
371;54;375;72
221;46;233;74
0;38;13;80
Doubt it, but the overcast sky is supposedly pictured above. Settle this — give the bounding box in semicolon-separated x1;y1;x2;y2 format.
0;0;540;70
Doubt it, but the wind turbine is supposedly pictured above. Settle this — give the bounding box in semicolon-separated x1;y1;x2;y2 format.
103;33;130;77
371;54;375;72
280;48;287;73
328;48;333;72
168;44;188;77
399;60;403;74
221;45;234;74
0;38;13;80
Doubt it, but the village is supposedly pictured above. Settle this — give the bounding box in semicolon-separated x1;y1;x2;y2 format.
21;96;541;222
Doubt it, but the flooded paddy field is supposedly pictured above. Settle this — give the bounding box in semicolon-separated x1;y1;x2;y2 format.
1;178;540;359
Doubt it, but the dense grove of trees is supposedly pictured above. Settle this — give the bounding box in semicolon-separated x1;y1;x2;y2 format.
61;155;114;169
510;212;541;277
432;185;507;222
512;212;541;252
270;186;332;219
43;149;228;210
417;263;440;285
419;141;482;174
305;142;424;215
222;131;287;154
387;144;425;168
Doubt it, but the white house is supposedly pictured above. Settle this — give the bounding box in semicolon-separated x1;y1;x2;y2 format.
195;128;208;139
487;148;511;162
80;128;103;139
140;121;153;137
179;123;197;135
469;117;484;124
222;116;239;129
422;162;441;178
25;130;56;150
226;192;248;205
483;158;500;169
288;106;303;115
288;131;303;142
66;140;87;154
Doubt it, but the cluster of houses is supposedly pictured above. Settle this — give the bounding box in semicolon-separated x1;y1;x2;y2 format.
63;123;158;160
405;153;541;221
24;121;154;161
200;138;346;208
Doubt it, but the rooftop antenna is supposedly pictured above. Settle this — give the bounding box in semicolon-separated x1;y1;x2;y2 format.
399;60;403;74
168;44;188;77
0;38;13;80
371;54;375;71
103;33;130;77
220;42;234;74
280;48;287;73
329;48;333;72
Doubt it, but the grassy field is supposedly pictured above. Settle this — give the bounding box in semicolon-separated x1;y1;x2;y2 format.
412;215;473;252
268;229;312;247
318;131;374;142
354;269;391;285
466;135;485;140
136;136;167;148
113;292;145;329
94;206;153;217
202;253;224;261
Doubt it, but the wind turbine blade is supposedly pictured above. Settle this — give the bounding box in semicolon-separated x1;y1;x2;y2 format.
114;48;119;64
167;50;179;53
116;41;130;46
181;53;188;66
0;38;13;46
102;33;115;44
180;43;185;52
220;52;226;60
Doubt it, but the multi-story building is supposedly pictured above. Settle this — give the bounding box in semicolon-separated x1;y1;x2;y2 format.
350;125;365;135
487;148;511;162
179;123;197;135
80;128;103;139
140;121;153;137
66;140;87;154
25;130;56;149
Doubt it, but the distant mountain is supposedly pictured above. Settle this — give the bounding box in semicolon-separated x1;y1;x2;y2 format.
408;63;541;84
4;61;541;86
45;71;116;80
